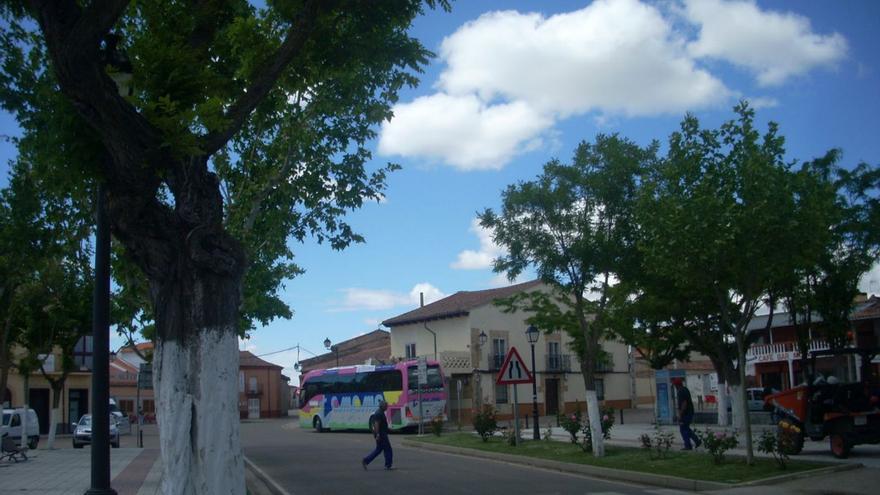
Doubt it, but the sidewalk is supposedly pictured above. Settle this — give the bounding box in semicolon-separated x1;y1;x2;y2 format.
0;447;161;495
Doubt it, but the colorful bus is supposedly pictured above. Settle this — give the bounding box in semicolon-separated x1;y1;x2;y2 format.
298;360;446;432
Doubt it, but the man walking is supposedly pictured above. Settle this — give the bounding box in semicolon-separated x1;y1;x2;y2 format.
673;379;701;450
362;400;393;470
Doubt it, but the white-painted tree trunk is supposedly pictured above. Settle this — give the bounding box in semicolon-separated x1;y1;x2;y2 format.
47;407;59;449
585;389;604;457
155;328;244;495
728;383;745;431
717;382;729;426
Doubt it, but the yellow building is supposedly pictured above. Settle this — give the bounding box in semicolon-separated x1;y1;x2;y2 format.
3;338;93;434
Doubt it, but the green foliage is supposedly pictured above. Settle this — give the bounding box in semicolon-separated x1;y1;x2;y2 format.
484;135;655;404
696;429;739;465
560;409;582;444
755;429;790;470
472;405;498;442
429;415;444;437
0;1;450;342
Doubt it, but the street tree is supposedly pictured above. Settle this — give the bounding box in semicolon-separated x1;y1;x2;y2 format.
13;257;93;449
482;135;653;456
1;2;449;492
637;103;818;464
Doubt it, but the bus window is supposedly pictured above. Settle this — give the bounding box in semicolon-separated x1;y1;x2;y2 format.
408;365;443;390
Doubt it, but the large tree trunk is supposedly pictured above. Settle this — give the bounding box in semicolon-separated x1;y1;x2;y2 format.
577;311;605;457
155;327;243;495
47;383;63;449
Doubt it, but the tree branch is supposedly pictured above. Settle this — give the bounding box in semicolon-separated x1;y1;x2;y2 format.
72;0;131;48
201;0;322;155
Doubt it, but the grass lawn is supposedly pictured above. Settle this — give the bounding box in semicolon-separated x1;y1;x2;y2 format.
411;433;831;484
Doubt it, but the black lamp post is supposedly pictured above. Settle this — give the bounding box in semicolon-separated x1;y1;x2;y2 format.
324;338;339;367
526;324;540;440
86;34;130;495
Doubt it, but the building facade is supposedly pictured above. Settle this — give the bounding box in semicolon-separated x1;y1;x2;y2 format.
383;280;634;424
3;338;93;434
239;351;286;419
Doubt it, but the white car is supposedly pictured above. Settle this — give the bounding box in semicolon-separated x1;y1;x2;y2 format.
72;414;120;449
1;408;40;449
109;399;132;435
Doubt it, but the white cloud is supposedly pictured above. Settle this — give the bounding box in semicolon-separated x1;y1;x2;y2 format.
451;218;506;269
379;0;729;170
744;96;779;110
860;262;880;297
333;283;447;312
684;0;847;86
378;93;552;170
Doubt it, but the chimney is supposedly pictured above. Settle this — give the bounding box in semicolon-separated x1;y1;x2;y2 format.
420;292;424;307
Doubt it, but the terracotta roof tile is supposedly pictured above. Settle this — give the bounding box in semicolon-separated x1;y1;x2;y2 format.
239;350;283;369
382;280;544;327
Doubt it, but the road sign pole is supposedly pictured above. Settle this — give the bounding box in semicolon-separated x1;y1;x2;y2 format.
513;385;520;446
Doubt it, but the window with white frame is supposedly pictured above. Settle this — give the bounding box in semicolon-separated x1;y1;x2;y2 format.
405;343;416;359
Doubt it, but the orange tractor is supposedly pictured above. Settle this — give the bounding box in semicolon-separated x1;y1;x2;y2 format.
765;348;880;458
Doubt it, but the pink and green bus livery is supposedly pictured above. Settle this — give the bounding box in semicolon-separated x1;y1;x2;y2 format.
298;360;447;432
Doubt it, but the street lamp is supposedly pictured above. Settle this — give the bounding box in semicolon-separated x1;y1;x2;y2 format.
324;338;339;367
86;33;131;495
478;330;487;347
526;324;540;440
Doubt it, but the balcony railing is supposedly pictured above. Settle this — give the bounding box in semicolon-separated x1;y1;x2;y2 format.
746;340;831;363
245;383;263;396
488;353;505;371
545;354;571;372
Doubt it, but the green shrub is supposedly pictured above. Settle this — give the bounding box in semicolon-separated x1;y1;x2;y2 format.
640;424;675;459
429;416;444;437
579;406;615;452
697;429;739;465
560;409;582;444
756;429;789;469
472;405;498;442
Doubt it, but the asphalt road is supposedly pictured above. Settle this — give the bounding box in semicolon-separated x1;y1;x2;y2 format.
239;419;690;495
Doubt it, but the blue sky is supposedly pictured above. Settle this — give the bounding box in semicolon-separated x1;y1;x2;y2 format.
2;1;879;383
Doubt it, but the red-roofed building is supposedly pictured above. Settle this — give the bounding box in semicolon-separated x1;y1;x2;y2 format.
239;351;288;419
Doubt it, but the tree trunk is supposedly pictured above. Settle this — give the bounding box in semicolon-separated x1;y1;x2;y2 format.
20;373;28;450
137;200;247;495
0;315;12;406
717;381;729;426
577;310;605;457
155;327;243;495
584;389;604;456
47;383;63;449
736;333;754;464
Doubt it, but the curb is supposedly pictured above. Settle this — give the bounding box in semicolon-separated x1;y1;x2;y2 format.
244;455;292;495
400;439;862;492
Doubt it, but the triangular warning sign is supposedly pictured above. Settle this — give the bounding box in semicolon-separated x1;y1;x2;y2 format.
496;346;534;385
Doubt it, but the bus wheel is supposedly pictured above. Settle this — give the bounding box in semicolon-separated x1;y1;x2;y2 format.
314;417;325;432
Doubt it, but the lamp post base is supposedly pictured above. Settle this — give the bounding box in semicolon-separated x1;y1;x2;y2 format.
85;489;118;495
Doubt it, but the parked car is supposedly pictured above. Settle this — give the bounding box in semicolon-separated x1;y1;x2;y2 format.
72;414;120;449
109;399;131;435
1;408;40;449
747;387;774;412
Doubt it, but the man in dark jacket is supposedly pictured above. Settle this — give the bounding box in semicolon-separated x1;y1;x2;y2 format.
674;379;701;450
362;400;393;470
